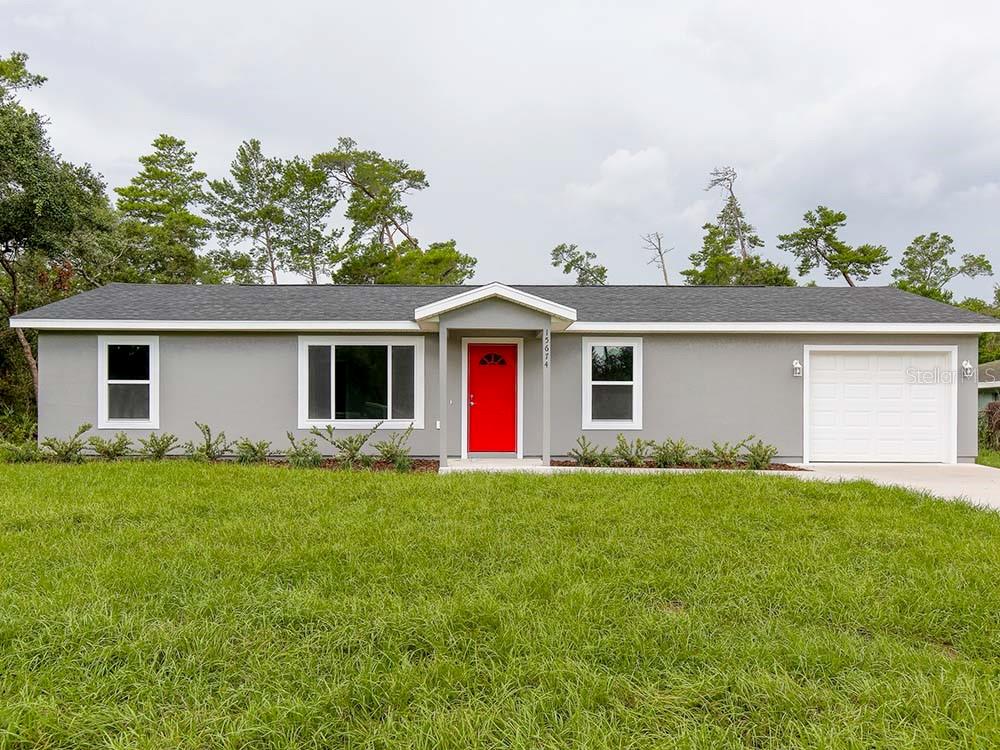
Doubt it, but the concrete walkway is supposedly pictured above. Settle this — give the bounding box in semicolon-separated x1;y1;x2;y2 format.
792;463;1000;511
440;458;1000;511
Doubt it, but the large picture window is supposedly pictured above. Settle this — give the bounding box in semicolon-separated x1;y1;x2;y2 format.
298;336;424;428
97;335;159;429
582;337;642;429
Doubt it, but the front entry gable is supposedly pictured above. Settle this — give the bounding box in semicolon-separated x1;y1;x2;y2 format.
414;282;576;331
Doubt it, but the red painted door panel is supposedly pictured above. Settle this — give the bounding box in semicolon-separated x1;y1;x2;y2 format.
468;343;517;453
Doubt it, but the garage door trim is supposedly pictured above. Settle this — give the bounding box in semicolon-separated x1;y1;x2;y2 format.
802;344;958;464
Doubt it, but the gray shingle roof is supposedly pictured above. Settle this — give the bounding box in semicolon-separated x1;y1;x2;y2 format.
11;282;998;325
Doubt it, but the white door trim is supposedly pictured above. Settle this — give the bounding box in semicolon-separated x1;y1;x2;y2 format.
461;337;524;459
802;344;959;465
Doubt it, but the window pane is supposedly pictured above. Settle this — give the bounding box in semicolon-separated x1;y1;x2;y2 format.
108;383;150;420
391;346;415;419
591;346;632;381
308;346;332;420
335;346;388;420
108;344;149;380
591;384;633;421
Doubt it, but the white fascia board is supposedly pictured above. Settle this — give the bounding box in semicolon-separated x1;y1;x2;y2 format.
980;382;1000;390
564;321;1000;334
9;319;423;332
413;282;577;322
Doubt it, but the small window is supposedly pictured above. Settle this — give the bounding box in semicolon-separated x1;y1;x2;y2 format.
582;338;642;429
298;337;424;428
98;336;159;429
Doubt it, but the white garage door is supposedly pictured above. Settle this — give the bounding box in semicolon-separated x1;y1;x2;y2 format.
807;349;954;463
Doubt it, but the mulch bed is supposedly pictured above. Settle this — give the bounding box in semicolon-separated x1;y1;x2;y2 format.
550;459;806;471
260;458;441;472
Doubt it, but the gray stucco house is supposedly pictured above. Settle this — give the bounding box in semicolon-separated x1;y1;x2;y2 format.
11;282;1000;465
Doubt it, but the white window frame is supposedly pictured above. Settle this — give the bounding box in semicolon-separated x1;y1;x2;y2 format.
97;335;160;429
582;337;643;430
297;336;425;429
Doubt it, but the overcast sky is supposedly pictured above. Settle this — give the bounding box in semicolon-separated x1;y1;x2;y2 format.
6;0;999;297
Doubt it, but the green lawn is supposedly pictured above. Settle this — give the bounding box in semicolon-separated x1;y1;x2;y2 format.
1;464;999;748
977;449;1000;469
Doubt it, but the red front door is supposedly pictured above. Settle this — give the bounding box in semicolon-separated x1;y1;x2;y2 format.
467;343;517;453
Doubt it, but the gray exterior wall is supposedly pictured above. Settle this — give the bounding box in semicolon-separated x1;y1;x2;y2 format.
38;329;980;462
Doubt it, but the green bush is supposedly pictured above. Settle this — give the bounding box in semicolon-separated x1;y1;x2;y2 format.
567;436;612;467
234;438;271;464
373;426;413;472
87;433;132;460
981;403;1000;451
613;434;652;467
138;433;179;460
183;423;232;462
652;438;694;468
0;440;42;464
40;423;92;463
692;449;717;469
311;423;381;469
743;439;778;470
285;433;323;468
0;405;36;443
708;436;753;467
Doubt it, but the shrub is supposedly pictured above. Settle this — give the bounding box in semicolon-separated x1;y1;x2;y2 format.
138;432;179;460
0;405;36;443
567;436;612;467
613;434;652;467
743;439;778;470
286;432;322;468
311;423;381;469
652;438;693;468
373;426;414;472
87;433;132;460
183;422;232;461
692;449;717;469
40;423;92;463
981;403;1000;451
235;438;271;464
708;436;753;467
0;440;42;464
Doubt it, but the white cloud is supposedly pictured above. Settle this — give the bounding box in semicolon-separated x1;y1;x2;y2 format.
565;148;670;207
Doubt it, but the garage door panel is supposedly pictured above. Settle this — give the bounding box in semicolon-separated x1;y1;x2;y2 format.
808;349;952;463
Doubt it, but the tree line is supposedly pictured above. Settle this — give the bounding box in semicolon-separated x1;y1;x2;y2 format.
550;166;999;361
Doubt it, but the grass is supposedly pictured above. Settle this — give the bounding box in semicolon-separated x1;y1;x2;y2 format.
977;449;1000;469
1;464;999;748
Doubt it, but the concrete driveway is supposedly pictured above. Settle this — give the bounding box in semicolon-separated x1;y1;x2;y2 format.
795;463;1000;511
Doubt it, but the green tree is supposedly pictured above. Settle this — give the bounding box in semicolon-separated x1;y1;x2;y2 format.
891;232;992;303
280;157;341;284
314;137;427;251
1;52;119;398
551;243;607;285
705;167;764;260
314;138;476;284
959;287;1000;363
682;222;795;286
0;51;46;96
335;239;476;284
684;166;794;287
207;139;288;284
114;134;212;283
777;206;889;286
